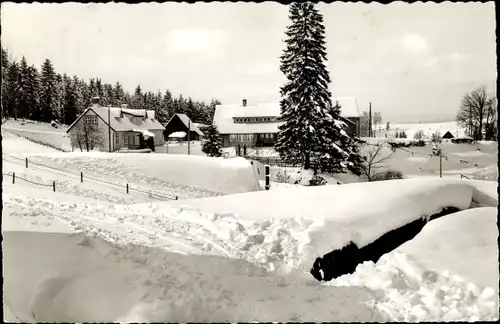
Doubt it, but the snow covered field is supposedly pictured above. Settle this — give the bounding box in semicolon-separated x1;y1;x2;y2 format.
2;127;499;322
374;121;467;139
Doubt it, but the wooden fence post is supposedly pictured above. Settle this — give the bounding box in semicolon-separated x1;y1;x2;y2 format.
25;158;28;168
126;184;129;194
265;164;270;190
12;172;15;184
175;196;178;200
81;172;83;183
53;181;56;192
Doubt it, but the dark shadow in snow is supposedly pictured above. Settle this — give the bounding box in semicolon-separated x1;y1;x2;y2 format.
311;207;461;281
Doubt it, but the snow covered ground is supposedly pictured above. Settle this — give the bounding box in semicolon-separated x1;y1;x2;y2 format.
2;130;498;322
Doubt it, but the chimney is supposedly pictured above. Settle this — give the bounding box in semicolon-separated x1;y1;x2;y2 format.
91;96;101;107
242;99;247;107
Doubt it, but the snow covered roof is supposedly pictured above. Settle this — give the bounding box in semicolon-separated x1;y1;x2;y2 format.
169;131;187;138
133;129;155;137
193;122;210;129
66;105;165;133
213;97;361;134
166;114;204;136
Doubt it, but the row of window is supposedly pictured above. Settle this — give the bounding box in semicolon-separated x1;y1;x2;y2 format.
233;116;279;123
229;133;275;142
229;134;255;142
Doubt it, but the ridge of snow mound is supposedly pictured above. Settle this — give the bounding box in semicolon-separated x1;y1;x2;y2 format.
165;178;475;272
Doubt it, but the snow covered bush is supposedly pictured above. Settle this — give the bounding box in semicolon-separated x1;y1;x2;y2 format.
451;137;475;144
371;170;404;181
275;169;293;184
309;175;327;186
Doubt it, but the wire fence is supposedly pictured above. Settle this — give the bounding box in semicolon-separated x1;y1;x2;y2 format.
3;171;55;190
2;154;178;201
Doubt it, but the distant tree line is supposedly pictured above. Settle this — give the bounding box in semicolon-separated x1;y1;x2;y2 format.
1;47;220;126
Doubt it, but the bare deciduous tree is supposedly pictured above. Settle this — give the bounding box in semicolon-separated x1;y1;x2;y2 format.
69;117;104;152
360;141;396;181
373;112;382;131
457;86;496;140
413;129;424;140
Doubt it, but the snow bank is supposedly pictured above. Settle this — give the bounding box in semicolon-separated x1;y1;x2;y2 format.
397;207;498;290
328;207;499;322
166;178;475;271
110;154;261;195
3;231;386;322
329;251;498;321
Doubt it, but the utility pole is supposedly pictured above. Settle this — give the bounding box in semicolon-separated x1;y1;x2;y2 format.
439;149;443;178
187;119;191;155
108;101;112;153
369;102;372;138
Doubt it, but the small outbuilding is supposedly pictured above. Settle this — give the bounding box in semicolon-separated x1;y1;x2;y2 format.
442;131;454;139
164;113;204;141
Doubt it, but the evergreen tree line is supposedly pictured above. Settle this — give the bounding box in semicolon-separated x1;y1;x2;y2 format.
1;47;220;126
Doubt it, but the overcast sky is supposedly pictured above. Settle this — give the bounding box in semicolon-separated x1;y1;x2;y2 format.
1;2;496;123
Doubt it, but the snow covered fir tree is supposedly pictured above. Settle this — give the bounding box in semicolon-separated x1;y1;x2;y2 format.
202;125;223;157
275;2;363;176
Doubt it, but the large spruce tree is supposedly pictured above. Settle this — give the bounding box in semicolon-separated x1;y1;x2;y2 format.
275;2;361;174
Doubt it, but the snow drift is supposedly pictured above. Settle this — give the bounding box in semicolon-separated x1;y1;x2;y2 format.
166;178;486;272
3;231;386;323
